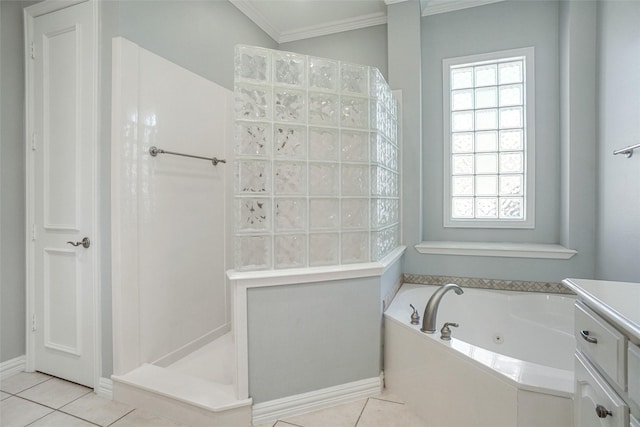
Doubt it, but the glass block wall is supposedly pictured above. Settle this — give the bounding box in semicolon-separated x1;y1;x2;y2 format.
233;45;399;271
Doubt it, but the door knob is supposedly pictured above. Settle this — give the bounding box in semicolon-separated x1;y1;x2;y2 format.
67;237;90;248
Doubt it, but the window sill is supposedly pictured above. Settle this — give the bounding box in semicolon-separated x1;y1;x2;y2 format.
415;241;577;260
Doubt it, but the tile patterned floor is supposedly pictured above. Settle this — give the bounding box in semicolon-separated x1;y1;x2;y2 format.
0;372;424;427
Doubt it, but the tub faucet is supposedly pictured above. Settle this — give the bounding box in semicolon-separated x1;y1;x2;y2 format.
421;284;464;334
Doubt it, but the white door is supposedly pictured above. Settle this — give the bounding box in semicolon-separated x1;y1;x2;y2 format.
27;0;98;387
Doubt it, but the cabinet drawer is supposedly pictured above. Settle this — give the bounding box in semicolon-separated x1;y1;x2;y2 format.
575;351;629;427
630;343;640;410
575;301;627;390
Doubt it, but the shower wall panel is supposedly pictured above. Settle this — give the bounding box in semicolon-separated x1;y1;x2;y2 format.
233;46;400;271
111;38;233;373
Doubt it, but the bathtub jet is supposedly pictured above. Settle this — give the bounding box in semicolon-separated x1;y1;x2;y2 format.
420;283;464;333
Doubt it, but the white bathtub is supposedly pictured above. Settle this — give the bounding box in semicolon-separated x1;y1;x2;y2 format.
384;284;576;427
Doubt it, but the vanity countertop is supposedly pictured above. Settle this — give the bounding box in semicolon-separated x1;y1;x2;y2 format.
562;278;640;344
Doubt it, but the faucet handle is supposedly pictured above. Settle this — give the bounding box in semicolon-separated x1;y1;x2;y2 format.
440;322;459;341
409;304;420;325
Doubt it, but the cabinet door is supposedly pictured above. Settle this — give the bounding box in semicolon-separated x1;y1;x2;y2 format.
576;352;629;427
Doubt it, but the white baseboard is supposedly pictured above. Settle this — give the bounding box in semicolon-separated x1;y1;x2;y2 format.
96;377;113;399
252;375;382;426
0;355;26;381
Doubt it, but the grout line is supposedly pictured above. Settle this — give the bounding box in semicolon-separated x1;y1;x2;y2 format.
369;395;405;405
106;408;137;426
353;397;370;426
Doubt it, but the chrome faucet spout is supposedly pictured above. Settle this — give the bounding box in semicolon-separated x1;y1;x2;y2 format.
421;283;463;334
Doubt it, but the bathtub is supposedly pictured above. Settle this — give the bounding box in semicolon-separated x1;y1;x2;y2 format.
384;284;575;427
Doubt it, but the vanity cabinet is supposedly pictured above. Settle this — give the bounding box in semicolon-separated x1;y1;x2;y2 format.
562;279;640;427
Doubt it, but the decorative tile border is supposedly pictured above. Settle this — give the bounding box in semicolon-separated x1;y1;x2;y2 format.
382;276;404;312
402;274;575;295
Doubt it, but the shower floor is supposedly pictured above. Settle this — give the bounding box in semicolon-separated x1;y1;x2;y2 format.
166;331;234;385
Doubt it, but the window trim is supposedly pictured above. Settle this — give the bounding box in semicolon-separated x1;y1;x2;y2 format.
442;47;536;229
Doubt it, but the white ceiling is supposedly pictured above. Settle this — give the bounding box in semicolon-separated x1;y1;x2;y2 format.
230;0;506;44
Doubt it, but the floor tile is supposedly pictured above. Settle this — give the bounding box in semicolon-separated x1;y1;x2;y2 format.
28;411;97;427
0;371;52;394
370;388;405;404
273;422;301;427
282;399;367;427
0;396;54;427
17;377;91;409
61;392;134;426
1;390;11;400
355;398;426;427
110;409;189;427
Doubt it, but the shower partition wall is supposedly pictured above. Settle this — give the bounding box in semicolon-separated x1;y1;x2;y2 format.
233;45;400;271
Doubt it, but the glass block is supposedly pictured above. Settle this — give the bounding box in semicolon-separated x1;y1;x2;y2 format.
275;198;306;231
371;167;394;196
371;226;398;261
475;131;498;152
475;109;498;131
499;152;523;173
235;198;271;232
476;153;498;174
451;67;473;89
275;234;306;269
274;89;306;123
235;235;271;271
499;129;523;150
308;92;339;126
235;84;271;121
476;198;498;218
309;127;338;161
274;124;306;159
500;107;523;129
371;198;399;228
273;51;306;87
452;197;474;218
369;67;385;99
499;84;523;107
452;176;473;196
234;45;270;83
309;163;338;195
475;64;497;87
475;175;498;196
452;133;474;153
309;198;339;230
235;122;271;157
475;87;497;109
452;89;473;111
309;57;338;92
342;130;369;162
274;161;306;195
499;61;523;85
500;197;524;219
342;164;369;195
452;154;474;175
342;198;368;229
341;97;369;129
499;175;523;196
451;111;473;132
341;62;368;95
341;232;369;264
309;233;339;266
236;160;270;194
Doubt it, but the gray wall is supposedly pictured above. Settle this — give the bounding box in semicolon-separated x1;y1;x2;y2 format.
400;0;597;282
0;0;37;364
279;24;388;80
247;277;381;403
595;0;640;282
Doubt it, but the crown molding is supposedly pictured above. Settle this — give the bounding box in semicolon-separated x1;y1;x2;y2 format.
421;0;506;17
229;0;280;42
279;12;387;44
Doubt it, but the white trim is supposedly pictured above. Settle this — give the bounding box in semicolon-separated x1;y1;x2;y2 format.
278;12;387;44
252;375;382;426
415;241;577;259
228;0;280;43
422;0;506;17
96;377;113;400
24;0;101;390
0;356;27;381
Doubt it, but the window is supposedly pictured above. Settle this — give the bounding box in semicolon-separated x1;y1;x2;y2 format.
443;48;535;228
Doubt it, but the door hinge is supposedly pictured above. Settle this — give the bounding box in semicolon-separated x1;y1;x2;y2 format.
32;314;37;332
32;224;37;241
31;132;37;151
30;42;35;60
